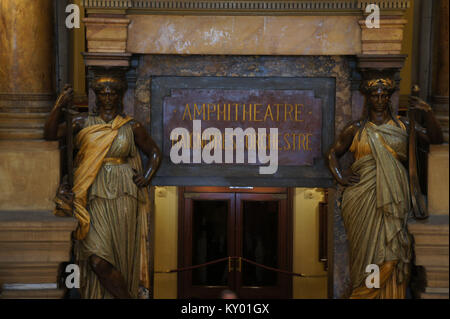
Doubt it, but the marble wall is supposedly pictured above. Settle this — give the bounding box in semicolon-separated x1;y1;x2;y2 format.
127;15;361;55
133;55;354;137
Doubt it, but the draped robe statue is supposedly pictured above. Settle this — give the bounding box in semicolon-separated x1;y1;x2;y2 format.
44;76;161;298
328;78;443;299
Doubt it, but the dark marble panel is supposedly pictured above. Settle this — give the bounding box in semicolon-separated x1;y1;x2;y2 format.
332;186;352;298
136;55;354;137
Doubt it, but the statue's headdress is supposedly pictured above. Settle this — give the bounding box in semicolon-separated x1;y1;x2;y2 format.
91;76;128;95
360;77;396;95
358;71;402;130
90;68;128;95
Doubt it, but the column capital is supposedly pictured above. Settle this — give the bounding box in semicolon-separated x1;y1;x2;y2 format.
83;52;132;68
356;54;407;70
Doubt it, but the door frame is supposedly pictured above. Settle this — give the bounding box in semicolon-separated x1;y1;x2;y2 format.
177;187;293;299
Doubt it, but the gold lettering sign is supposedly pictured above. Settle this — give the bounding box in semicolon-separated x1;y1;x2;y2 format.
164;89;322;166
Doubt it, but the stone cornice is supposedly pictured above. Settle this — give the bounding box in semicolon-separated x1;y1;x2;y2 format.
83;0;410;16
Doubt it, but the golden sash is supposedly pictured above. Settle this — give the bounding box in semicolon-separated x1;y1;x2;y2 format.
54;115;133;240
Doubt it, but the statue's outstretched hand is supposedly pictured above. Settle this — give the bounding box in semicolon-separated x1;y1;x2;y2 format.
55;84;74;109
54;180;74;216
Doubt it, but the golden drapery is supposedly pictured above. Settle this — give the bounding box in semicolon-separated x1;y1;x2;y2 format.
343;120;412;299
53;114;150;295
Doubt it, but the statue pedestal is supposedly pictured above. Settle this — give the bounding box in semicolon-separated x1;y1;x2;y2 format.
0;211;77;299
408;145;449;299
0;141;61;211
0;141;77;299
408;215;449;299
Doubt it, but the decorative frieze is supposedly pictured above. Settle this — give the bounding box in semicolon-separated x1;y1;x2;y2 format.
82;0;409;15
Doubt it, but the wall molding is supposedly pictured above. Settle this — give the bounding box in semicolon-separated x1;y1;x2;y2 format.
83;0;410;15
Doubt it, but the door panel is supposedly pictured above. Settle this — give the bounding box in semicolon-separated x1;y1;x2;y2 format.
236;193;290;299
179;193;235;299
192;200;229;286
178;188;292;299
241;200;278;287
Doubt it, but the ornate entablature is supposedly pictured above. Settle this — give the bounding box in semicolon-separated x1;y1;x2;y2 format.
81;0;410;58
82;0;409;15
81;0;410;132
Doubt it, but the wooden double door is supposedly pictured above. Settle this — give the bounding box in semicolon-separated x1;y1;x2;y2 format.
178;187;292;299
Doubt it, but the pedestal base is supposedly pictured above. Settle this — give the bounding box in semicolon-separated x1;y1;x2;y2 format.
0;211;77;299
0;140;60;211
408;215;449;299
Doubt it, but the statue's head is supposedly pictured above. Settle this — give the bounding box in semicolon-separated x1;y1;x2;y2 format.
91;74;127;114
360;77;396;113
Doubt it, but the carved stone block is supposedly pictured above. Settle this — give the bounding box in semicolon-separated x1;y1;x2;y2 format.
84;17;130;53
358;18;407;54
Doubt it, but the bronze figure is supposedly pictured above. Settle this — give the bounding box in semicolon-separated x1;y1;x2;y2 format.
44;73;161;298
327;76;443;298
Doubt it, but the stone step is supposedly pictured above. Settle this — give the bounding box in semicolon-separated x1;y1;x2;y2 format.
0;211;77;288
0;112;49;119
0;262;62;284
0;112;48;129
0;283;65;299
435;114;449;125
421;287;450;299
0;128;44;139
426;267;450;288
421;293;449;299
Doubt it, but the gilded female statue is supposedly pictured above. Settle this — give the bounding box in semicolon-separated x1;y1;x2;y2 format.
328;77;443;299
44;74;161;298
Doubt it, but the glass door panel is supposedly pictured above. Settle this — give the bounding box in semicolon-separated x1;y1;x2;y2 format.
192;200;228;286
242;200;278;287
179;192;235;299
236;193;290;299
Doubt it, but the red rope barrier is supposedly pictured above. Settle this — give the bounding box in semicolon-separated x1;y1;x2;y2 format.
155;256;327;278
154;257;229;273
240;257;305;277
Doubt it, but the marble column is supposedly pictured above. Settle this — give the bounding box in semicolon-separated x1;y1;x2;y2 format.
0;0;55;140
0;0;60;212
0;1;78;299
432;0;449;143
